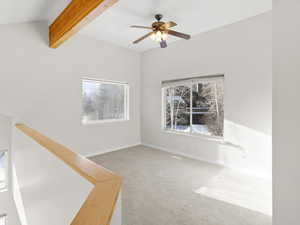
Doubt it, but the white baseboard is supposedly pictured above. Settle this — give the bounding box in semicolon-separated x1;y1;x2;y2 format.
142;142;226;166
84;141;271;180
141;142;272;180
85;142;142;158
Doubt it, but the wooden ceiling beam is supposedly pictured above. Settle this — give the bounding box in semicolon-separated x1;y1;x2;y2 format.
49;0;118;48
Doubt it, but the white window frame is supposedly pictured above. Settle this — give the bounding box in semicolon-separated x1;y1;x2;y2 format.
81;78;130;125
0;214;6;225
0;150;8;192
161;74;224;140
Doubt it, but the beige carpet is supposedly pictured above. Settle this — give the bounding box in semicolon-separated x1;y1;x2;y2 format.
90;145;272;225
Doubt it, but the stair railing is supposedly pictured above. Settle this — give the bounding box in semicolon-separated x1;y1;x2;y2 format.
16;124;122;225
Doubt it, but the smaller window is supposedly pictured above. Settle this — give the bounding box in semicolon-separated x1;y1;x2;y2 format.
82;79;129;124
0;151;8;191
0;214;6;225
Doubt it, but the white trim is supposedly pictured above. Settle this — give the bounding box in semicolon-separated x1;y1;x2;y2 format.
161;129;243;150
12;164;28;225
84;142;270;180
82;118;129;125
163;128;223;141
161;74;224;87
0;150;8;192
82;77;129;85
143;142;226;165
141;142;271;180
84;142;141;158
0;214;6;225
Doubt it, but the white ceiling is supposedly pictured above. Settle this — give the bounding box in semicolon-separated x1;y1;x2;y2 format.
0;0;271;52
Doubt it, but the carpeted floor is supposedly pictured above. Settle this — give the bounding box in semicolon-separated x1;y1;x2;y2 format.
90;145;272;225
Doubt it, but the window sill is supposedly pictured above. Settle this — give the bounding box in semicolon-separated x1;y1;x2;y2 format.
82;119;129;125
163;129;223;141
162;129;243;150
0;188;7;193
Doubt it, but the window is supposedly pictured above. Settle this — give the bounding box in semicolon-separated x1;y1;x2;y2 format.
0;214;6;225
162;75;224;137
82;79;129;124
0;151;7;191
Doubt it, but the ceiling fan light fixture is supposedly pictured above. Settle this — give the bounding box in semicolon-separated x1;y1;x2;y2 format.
162;32;168;40
150;32;157;41
150;31;168;42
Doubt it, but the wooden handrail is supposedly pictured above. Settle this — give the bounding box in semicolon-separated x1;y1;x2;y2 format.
16;123;122;225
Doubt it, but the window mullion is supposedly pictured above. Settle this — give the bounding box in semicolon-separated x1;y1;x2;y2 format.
214;83;219;122
163;88;167;129
190;83;193;134
171;87;174;130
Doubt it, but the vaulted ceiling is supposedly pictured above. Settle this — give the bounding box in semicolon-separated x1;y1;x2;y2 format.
0;0;271;51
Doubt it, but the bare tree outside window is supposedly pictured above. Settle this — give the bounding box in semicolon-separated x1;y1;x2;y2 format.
165;86;191;132
82;79;129;123
163;76;224;137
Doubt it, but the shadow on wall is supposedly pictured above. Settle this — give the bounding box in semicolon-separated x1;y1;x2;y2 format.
221;119;272;178
30;22;49;45
32;0;70;45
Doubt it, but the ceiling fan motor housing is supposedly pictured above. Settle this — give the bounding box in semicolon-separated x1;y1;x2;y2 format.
152;22;165;31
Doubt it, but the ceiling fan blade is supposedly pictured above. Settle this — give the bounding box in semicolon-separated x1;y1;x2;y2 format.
160;40;167;48
133;32;154;44
161;21;177;29
131;25;153;30
167;30;191;40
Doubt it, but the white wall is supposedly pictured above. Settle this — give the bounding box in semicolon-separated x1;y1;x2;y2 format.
0;193;21;225
0;115;21;225
0;21;141;156
273;0;300;224
0;115;11;150
141;12;272;178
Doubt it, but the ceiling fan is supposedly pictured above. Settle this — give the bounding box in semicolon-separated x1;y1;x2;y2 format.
131;14;191;48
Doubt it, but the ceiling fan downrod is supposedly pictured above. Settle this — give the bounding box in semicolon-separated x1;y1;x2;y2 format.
155;14;163;22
